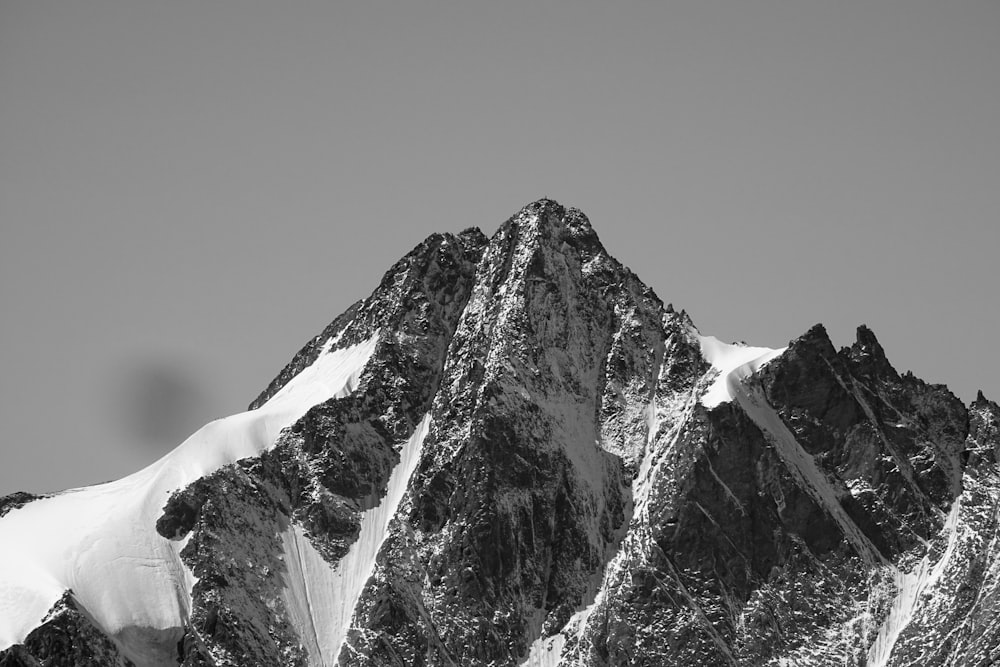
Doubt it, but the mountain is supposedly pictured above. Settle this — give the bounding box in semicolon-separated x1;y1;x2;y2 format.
1;199;998;667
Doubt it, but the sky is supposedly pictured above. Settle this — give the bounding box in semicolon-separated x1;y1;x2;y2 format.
1;1;998;495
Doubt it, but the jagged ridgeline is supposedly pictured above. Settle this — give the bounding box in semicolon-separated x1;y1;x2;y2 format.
1;200;999;667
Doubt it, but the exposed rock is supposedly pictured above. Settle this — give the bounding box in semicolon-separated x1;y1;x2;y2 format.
1;592;133;667
0;492;42;519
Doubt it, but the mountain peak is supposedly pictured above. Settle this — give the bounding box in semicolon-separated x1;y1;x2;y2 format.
515;196;563;218
498;198;600;249
1;199;994;667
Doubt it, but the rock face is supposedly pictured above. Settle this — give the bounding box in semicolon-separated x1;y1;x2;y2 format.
1;199;998;666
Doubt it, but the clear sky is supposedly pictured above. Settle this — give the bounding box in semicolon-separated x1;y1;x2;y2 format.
2;1;998;495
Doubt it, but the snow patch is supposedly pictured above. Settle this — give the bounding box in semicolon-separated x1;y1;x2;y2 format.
522;555;609;667
0;334;379;665
866;500;962;667
524;633;567;667
698;335;785;408
286;413;431;666
281;525;334;666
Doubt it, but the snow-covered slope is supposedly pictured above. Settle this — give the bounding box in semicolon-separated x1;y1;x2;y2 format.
698;334;786;408
0;333;378;665
280;414;431;666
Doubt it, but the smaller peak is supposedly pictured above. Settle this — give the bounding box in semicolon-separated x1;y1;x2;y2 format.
974;390;997;409
455;226;489;257
855;324;880;346
852;324;887;358
846;323;897;380
803;322;830;342
785;322;838;362
662;308;697;341
459;225;485;240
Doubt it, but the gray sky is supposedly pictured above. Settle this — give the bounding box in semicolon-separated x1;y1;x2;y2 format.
2;1;998;495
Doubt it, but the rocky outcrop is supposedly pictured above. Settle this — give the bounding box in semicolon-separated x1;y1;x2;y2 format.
0;593;132;667
0;493;42;519
1;199;996;666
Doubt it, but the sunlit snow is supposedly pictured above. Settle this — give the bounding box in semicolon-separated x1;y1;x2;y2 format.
0;333;378;666
698;335;785;408
523;633;567;667
280;413;431;666
866;500;962;667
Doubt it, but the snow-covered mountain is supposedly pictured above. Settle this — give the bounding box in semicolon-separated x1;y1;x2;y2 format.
2;199;998;667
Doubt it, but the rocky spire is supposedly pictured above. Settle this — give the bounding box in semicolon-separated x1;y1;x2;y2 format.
846;323;899;380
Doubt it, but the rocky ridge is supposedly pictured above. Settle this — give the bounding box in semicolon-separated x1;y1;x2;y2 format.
1;199;998;666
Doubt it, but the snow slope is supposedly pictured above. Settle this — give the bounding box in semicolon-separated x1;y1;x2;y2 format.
0;333;379;667
698;335;785;408
280;413;431;666
523;634;566;667
866;500;962;667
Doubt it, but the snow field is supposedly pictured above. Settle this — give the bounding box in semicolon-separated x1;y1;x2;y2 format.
698;335;785;409
0;333;379;666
